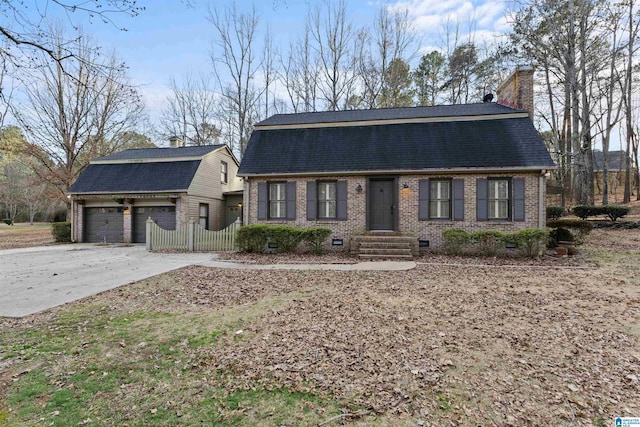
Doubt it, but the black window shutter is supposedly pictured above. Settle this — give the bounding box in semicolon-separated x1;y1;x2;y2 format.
513;178;525;221
453;179;464;221
306;181;317;221
418;179;429;220
286;181;296;220
257;182;267;220
476;178;488;221
336;180;347;220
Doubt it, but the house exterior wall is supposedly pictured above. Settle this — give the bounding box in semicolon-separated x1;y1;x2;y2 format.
187;148;243;229
245;172;545;251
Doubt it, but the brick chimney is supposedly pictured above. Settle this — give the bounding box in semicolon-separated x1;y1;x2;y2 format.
496;66;535;119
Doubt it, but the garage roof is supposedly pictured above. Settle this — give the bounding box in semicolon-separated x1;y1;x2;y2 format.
94;145;225;162
68;161;201;194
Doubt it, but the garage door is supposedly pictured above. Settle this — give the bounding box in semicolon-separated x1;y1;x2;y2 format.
133;206;176;243
84;207;124;243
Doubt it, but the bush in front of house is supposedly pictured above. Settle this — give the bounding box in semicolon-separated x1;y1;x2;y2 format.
236;224;270;253
546;206;564;220
236;225;332;254
548;227;574;247
301;227;332;254
508;228;550;258
51;222;71;242
469;230;506;256
443;228;549;257
268;225;304;252
442;228;470;255
547;218;593;244
572;205;631;221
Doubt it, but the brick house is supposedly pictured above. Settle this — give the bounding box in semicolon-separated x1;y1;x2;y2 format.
68;144;242;243
237;67;556;253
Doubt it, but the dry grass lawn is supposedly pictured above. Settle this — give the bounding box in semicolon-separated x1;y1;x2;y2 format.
0;223;55;250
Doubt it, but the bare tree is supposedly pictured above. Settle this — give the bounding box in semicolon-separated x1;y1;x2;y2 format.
160;72;221;146
280;21;319;113
309;0;357;111
510;0;605;206
209;2;262;156
593;1;626;205
355;5;416;108
0;1;142;73
12;27;143;204
621;0;640;203
261;26;278;118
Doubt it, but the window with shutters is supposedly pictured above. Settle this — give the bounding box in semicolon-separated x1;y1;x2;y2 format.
488;179;510;220
318;181;336;219
269;182;286;219
429;180;451;219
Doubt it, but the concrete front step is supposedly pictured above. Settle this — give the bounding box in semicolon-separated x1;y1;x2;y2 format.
358;253;413;259
351;233;418;258
359;241;412;249
359;248;413;256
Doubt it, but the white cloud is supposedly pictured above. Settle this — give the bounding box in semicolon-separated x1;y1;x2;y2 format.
389;0;508;50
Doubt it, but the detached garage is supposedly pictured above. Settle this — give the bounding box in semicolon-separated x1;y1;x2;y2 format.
68;144;243;244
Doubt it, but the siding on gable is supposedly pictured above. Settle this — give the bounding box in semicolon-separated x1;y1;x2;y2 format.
187;148;243;227
245;172;544;250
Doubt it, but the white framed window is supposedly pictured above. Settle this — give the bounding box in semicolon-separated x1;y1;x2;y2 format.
199;203;209;229
269;182;286;219
429;180;451;219
221;161;228;184
488;179;510;220
318;181;336;219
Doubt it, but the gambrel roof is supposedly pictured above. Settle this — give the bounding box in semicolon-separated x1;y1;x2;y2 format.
69;145;225;194
238;103;555;177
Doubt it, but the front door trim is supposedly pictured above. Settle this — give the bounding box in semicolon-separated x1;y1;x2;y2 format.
366;176;398;231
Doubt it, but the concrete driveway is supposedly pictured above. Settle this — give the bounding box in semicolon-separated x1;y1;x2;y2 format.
0;244;219;318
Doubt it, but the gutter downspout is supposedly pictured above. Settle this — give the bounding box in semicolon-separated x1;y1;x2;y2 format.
69;196;75;243
539;170;546;228
246;179;251;225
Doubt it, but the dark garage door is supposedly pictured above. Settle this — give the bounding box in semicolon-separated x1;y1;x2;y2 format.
84;207;124;243
133;206;176;243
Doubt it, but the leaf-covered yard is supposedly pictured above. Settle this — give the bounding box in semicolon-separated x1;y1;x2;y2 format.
1;228;639;426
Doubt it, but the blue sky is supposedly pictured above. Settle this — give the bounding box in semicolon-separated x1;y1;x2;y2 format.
50;0;510;116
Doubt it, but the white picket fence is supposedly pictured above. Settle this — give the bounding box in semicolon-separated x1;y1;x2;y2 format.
146;218;240;251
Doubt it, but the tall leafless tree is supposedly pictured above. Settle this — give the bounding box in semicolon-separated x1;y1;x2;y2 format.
280;20;319;113
12;27;143;204
309;0;357;111
209;2;262;156
160;72;221;146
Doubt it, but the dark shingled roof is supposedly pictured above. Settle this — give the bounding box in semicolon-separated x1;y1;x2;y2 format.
68;161;201;193
256;103;524;126
238;116;555;176
94;145;224;162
